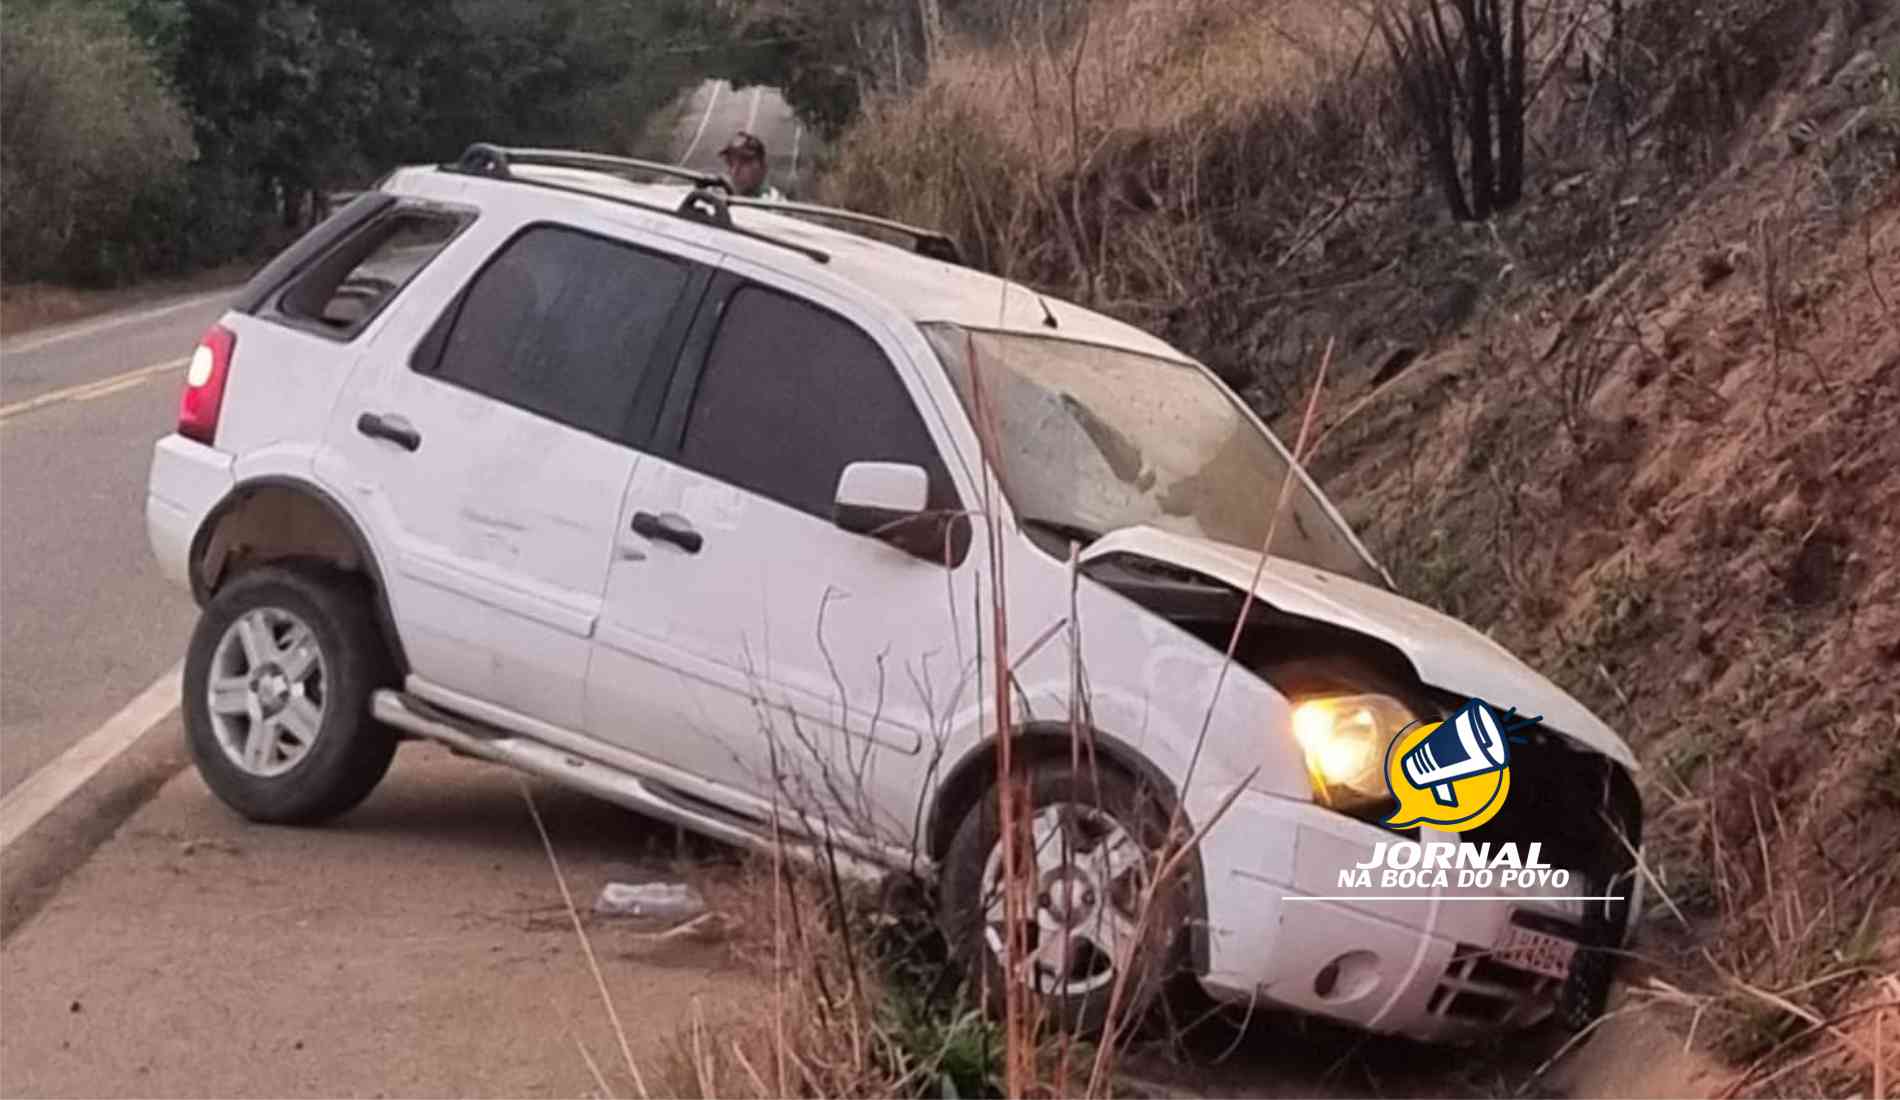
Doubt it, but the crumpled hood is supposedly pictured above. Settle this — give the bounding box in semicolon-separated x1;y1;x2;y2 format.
1081;526;1636;769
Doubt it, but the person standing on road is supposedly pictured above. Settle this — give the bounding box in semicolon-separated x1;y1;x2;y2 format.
718;131;784;201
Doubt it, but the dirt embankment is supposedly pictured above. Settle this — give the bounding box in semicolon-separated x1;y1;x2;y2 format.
1321;91;1900;1100
820;0;1899;1091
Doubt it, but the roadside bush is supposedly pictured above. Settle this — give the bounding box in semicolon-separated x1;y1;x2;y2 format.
0;4;196;285
651;862;1002;1099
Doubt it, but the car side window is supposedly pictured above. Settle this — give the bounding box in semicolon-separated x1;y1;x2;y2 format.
417;225;691;441
275;207;466;337
677;286;960;521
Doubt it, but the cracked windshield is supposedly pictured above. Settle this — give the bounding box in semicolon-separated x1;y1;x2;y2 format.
926;324;1383;586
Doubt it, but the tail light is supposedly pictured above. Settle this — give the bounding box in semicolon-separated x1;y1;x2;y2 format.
178;324;236;444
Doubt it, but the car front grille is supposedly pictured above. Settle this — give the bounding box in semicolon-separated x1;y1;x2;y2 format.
1426;942;1563;1026
1454;727;1644;1024
1461;726;1643;916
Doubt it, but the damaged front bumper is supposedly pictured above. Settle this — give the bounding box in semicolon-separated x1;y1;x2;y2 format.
1196;734;1641;1042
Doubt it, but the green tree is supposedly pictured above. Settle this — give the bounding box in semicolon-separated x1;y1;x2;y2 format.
7;0;730;283
0;3;195;283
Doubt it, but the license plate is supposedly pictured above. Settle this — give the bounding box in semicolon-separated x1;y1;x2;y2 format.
1495;924;1578;980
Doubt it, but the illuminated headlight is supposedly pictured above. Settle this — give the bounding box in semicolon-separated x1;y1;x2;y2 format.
1290;694;1416;816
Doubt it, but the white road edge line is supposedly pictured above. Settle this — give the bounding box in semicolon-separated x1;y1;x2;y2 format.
746;86;763;131
0;356;188;422
0;661;184;852
678;81;724;164
0;290;228;356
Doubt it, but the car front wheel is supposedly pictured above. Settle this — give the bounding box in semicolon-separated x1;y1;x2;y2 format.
183;565;397;824
941;762;1189;1034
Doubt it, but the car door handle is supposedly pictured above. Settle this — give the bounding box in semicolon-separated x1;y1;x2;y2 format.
630;511;703;555
357;411;421;452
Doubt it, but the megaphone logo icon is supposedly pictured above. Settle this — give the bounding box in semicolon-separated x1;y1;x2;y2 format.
1383;698;1540;831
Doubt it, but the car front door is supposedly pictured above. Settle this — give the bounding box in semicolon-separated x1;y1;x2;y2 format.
320;216;714;732
586;268;980;841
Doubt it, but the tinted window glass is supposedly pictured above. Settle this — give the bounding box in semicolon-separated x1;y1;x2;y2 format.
679;287;958;519
426;226;690;440
277;208;463;335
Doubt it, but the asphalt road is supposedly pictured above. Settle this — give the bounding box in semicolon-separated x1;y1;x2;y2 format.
664;79;807;196
0;295;229;797
0;80;803;802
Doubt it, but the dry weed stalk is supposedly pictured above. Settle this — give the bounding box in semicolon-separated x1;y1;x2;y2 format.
519;777;648;1098
963;321;1034;1097
1864;210;1892;314
1083;337;1336;1096
1717;998;1900;1098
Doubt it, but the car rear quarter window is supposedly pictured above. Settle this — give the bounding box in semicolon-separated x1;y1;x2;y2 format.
273;207;466;337
676;286;959;520
417;226;693;442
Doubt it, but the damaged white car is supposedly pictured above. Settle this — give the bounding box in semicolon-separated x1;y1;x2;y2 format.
146;144;1642;1041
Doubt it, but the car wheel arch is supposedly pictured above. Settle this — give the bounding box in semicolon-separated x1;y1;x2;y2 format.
189;477;409;676
925;721;1211;974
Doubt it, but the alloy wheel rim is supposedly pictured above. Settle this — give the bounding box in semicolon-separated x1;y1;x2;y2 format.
980;802;1152;997
206;607;327;778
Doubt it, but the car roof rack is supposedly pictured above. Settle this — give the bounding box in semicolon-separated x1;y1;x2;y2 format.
445;143;829;265
725;197;965;266
480;147;730;192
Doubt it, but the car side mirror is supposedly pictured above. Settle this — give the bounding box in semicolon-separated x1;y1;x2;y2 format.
833;462;973;566
834;461;929;535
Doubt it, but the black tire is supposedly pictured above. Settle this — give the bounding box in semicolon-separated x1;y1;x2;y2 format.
183;565;397;825
1555;870;1631;1031
940;761;1190;1034
1556;944;1617;1032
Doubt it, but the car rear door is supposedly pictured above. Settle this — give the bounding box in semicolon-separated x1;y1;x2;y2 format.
317;211;715;732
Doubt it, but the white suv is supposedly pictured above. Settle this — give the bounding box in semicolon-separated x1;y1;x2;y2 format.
146;145;1641;1040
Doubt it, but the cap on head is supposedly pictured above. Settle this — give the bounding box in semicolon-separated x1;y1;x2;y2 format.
718;131;767;164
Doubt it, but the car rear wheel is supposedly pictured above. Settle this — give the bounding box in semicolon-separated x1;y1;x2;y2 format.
940;762;1188;1034
183;565;396;824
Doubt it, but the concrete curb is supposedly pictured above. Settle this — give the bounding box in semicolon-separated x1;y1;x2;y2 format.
0;716;189;942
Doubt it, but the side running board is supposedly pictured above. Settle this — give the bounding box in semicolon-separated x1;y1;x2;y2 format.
370;690;886;883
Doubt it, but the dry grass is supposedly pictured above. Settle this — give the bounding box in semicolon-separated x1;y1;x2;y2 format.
819;0;1399;395
809;0;1900;1094
644;861;924;1099
908;0;1365;155
1327;186;1900;1094
1321;58;1900;1100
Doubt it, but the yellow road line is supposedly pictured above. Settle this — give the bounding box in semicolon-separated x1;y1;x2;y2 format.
73;374;156;404
0;357;188;422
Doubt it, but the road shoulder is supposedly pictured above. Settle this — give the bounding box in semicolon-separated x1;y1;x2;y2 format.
0;264;251;341
1;715;190;941
1;742;764;1097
